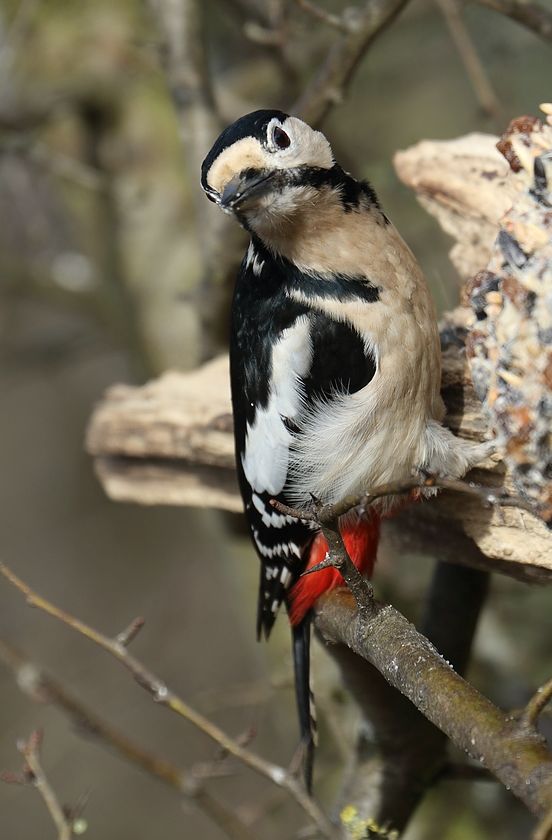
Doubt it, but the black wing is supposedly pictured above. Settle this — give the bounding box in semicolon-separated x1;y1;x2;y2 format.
230;238;376;639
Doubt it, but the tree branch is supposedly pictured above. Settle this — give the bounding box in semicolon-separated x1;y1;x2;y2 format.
534;806;552;840
521;677;552;731
279;499;552;815
471;0;552;42
277;487;552;822
293;0;352;32
314;583;552;817
270;473;535;532
293;0;413;126
435;0;502;122
327;561;490;834
1;730;74;840
280;498;552;816
0;563;335;838
0;639;259;840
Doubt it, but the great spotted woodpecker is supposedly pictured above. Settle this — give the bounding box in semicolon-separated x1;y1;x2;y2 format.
201;110;491;790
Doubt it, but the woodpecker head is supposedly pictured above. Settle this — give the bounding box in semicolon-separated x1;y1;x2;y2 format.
201;110;335;234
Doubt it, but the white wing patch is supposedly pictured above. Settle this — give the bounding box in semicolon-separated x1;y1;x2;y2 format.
252;493;296;528
252;253;265;277
253;529;301;560
242;316;312;495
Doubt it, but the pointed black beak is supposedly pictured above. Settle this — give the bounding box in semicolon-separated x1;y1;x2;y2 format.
220;170;277;211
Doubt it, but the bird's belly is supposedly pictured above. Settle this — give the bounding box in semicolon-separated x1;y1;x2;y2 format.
288;386;429;505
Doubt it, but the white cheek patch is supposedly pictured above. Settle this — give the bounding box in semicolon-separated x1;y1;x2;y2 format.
207;116;334;197
268;116;334;170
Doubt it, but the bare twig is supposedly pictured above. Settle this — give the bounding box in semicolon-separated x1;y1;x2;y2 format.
0;563;335;838
270;474;535;527
435;0;502;121
21;732;74;840
521;678;552;730
293;0;413;126
115;616;145;647
1;730;74;840
471;0;552;42
294;0;352;32
0;640;256;840
533;806;552;840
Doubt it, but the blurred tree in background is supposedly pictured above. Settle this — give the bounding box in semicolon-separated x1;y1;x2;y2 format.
0;1;551;838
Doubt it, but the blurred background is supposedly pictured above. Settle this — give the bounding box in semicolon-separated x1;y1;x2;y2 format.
0;1;551;838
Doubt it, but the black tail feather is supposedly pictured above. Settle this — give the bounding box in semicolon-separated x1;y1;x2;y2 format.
292;617;316;793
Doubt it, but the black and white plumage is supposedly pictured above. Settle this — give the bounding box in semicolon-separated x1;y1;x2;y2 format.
230;234;378;639
201;109;492;789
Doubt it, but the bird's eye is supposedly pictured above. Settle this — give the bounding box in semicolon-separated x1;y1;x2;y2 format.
272;125;291;150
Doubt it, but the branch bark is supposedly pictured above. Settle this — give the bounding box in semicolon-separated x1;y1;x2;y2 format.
0;563;335;839
314;588;552;817
267;490;552;821
85;333;552;582
471;0;552;42
0;640;257;840
1;730;74;840
328;560;490;833
292;0;413;126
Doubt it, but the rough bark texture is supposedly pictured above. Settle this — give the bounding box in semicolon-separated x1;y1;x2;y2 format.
87;356;241;512
314;588;552;818
394;132;516;281
86;328;552;580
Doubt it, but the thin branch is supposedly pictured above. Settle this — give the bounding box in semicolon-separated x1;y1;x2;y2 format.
1;730;74;840
21;733;74;840
521;678;552;730
270;474;535;527
304;521;374;608
293;0;352;32
534;806;552;840
115;616;145;647
435;0;502;121
0;639;256;840
293;0;413;126
471;0;552;42
0;563;335;838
